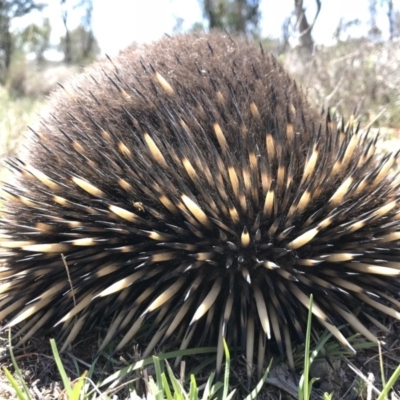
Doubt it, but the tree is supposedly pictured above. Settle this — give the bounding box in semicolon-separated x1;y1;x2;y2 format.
60;0;97;64
0;0;45;83
332;17;361;42
280;0;321;54
59;24;100;64
293;0;320;53
60;0;72;63
17;18;51;63
387;0;394;40
369;0;400;41
368;0;382;39
383;0;400;40
202;0;260;36
79;0;95;60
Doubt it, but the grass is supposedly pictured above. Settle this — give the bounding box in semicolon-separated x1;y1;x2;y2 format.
0;88;43;153
2;299;400;399
0;87;44;184
3;333;273;399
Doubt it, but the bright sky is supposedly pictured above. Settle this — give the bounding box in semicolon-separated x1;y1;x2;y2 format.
13;0;391;57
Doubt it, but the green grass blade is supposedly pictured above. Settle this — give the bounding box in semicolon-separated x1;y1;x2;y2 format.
100;346;216;388
225;390;237;400
377;364;400;400
7;329;32;400
69;371;87;400
222;339;231;400
165;361;185;400
153;356;164;393
244;358;273;400
201;372;215;400
3;367;28;400
50;338;72;394
378;341;386;388
209;381;224;398
189;374;198;400
161;372;173;400
298;294;314;400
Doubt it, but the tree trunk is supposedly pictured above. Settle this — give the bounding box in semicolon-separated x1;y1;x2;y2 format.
294;0;314;53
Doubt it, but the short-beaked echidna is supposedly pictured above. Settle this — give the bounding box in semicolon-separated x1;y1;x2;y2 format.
1;32;400;378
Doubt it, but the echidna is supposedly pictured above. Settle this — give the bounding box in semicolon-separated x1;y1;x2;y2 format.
1;32;400;379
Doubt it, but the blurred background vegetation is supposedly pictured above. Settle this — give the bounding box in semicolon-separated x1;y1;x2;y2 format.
1;0;400;169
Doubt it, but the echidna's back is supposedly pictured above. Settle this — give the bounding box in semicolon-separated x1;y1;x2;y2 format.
28;33;320;192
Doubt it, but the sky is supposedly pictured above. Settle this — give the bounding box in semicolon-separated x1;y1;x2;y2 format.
13;0;392;57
